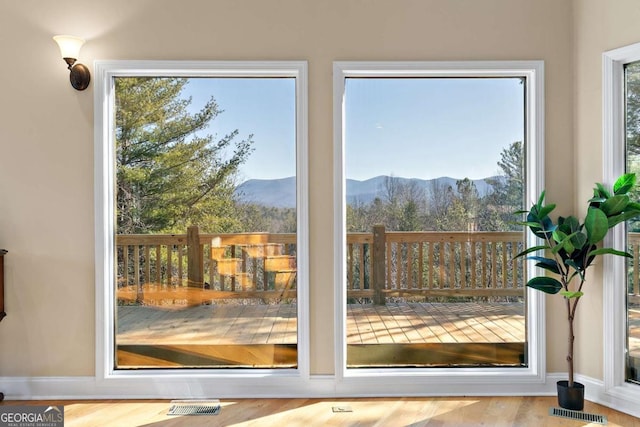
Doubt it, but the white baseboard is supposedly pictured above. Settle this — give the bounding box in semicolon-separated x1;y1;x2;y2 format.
568;373;640;419
2;372;639;418
1;373;555;400
0;375;337;400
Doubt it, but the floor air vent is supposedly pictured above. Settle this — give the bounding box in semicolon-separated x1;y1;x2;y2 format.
168;399;221;416
549;407;607;424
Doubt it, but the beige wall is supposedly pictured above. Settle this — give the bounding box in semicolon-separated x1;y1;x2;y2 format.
0;0;574;377
572;0;640;380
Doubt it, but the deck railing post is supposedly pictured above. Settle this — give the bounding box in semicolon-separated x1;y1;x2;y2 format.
187;225;204;287
372;224;386;305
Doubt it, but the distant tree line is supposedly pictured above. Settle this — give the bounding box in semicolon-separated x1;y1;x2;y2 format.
347;141;524;233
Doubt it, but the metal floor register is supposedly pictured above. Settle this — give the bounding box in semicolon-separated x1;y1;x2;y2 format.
168;400;221;416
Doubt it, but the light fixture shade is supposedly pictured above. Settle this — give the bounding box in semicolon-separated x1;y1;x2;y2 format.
53;35;85;60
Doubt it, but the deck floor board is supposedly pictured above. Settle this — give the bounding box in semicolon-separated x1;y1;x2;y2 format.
117;302;526;345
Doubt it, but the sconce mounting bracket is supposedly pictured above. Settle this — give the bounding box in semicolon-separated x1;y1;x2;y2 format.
70;63;90;91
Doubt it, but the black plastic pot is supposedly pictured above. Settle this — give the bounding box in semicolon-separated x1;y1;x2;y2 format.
557;380;585;411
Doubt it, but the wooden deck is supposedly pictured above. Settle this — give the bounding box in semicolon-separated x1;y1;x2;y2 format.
347;302;524;344
117;302;527;368
117;302;525;346
117;303;297;345
116;302;640;368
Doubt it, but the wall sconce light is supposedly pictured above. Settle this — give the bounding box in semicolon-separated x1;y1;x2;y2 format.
53;35;91;91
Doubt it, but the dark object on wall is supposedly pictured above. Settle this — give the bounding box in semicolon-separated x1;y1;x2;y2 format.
0;249;6;401
0;249;6;322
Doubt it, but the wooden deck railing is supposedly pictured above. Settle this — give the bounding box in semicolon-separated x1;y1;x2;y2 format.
117;227;297;303
116;227;640;305
347;225;526;303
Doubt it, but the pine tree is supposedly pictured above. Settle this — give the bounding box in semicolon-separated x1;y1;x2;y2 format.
482;141;524;231
115;77;253;234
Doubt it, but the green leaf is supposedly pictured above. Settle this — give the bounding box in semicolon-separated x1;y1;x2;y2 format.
514;245;550;259
595;182;612;199
565;258;581;271
537;204;556;220
566;244;597;271
552;229;567;244
613;173;636;195
526;276;563;294
560;290;584;299
587;247;633;258
536;190;546;208
607;210;640;228
528;256;561;274
562;239;575;254
551;243;564;255
564;259;585;281
600;194;630;216
588;196;607;204
559;216;580;233
569;231;587;250
515;221;544;229
584;208;609;244
552;229;580;254
527;211;556;239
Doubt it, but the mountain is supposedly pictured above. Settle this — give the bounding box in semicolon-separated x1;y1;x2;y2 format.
234;175;501;208
235;177;297;208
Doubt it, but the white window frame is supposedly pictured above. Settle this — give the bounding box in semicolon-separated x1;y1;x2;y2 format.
603;43;640;417
333;61;546;393
94;60;310;394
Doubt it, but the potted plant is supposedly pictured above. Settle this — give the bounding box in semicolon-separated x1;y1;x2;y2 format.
515;173;640;410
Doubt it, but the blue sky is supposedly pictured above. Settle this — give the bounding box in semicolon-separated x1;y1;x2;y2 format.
345;77;525;181
183;76;524;182
184;78;296;182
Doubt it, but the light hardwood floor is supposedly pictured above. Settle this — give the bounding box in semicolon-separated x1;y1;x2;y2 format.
2;397;638;426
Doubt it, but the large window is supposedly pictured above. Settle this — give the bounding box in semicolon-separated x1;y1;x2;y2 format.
96;62;308;376
625;61;640;384
603;42;640;415
334;61;545;382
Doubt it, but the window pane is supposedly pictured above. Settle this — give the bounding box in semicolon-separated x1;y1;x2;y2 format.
625;62;640;384
344;77;527;368
114;77;298;369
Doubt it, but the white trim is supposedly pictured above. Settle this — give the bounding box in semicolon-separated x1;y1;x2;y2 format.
0;373;557;400
602;42;640;408
332;61;546;388
5;372;639;416
93;61;310;384
332;62;347;383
